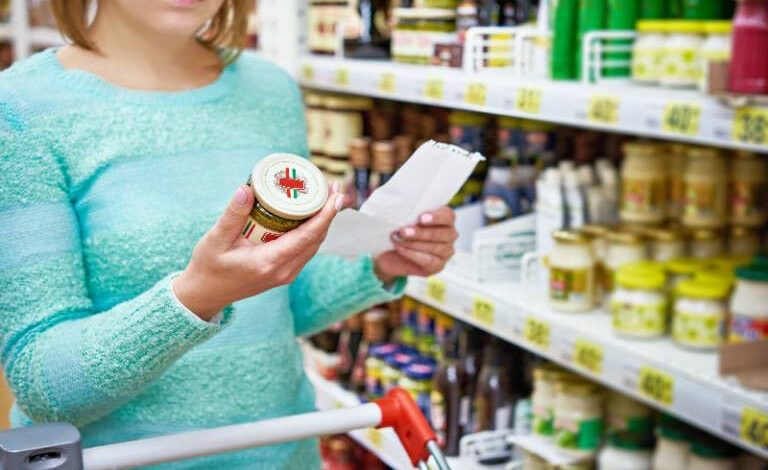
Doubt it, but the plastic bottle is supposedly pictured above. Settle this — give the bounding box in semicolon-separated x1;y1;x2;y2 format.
576;0;608;80
552;0;580;79
729;0;768;95
604;0;640;78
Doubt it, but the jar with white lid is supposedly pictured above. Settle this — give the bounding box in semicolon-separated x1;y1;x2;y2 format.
548;231;596;313
606;391;653;436
688;439;738;470
699;21;733;91
667;144;688;219
729;226;760;258
620;142;666;224
647;228;686;262
243;153;329;244
730;151;768;227
553;380;603;457
682;147;727;228
632;21;666;84
652;420;690;470
672;278;729;350
598;431;654;470
729;264;768;343
689;229;724;259
604;231;648;294
531;365;572;439
660;21;705;88
323;95;373;158
611;262;668;339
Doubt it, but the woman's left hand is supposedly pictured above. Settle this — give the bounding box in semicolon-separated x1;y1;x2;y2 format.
374;206;458;282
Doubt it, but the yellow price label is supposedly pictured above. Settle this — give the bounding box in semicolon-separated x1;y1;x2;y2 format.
301;63;314;81
426;277;446;304
638;367;674;406
523;317;550;350
662;102;701;136
741;408;768;449
335;68;349;86
378;72;396;93
465;82;487;106
733;107;768;146
573;339;604;375
515;87;542;114
366;428;383;449
471;297;494;327
587;95;620;125
424;78;444;100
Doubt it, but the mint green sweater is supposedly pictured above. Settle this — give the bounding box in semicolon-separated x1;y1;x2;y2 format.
0;49;403;469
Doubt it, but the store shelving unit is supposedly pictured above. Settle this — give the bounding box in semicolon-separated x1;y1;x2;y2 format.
405;269;768;459
299;55;768;154
1;0;63;61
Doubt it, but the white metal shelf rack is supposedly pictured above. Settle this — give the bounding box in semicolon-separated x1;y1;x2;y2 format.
0;0;64;61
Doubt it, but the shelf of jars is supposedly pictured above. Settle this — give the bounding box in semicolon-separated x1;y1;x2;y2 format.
404;266;768;459
298;54;768;154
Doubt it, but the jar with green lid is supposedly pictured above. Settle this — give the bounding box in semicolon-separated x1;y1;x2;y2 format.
606;391;653;436
632;20;667;83
243;153;329;245
688;438;738;470
660;20;705;88
673;278;729;349
652;417;691;470
598;431;654;470
611;261;668;339
620;142;667;224
553;380;604;456
549;230;597;312
532;365;574;439
604;231;648;294
392;8;457;65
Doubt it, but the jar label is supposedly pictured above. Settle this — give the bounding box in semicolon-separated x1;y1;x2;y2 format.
621;177;665;218
242;216;284;244
554;416;603;452
532;405;555;437
731;181;767;222
672;310;724;347
683;181;723;220
662;46;701;82
392;30;458;64
632;48;661;81
611;299;667;336
549;268;594;303
729;314;768;343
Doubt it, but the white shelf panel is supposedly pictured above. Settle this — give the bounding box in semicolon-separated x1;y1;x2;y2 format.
0;23;10;40
29;27;63;47
299;55;768;154
406;271;768;458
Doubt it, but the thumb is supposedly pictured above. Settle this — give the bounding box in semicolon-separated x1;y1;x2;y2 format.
208;185;254;247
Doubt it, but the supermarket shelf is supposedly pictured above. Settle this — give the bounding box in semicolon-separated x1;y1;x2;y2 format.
299;55;768;154
0;23;10;40
406;270;768;458
29;27;63;47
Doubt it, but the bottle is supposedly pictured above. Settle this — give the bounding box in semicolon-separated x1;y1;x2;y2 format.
472;338;512;432
459;328;484;435
371;141;397;191
478;0;501;25
344;0;391;60
336;314;363;387
432;333;466;456
551;0;580;79
577;0;608;81
457;0;480;44
482;155;516;224
604;0;640;78
729;0;768;95
350;309;390;396
348;137;372;209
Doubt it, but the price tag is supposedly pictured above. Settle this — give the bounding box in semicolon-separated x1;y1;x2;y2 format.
378;72;396;94
515;87;542;114
523;317;550;350
465;82;487;106
301;63;314;81
587;95;620;125
741;408;768;449
366;428;383;449
471;297;495;327
638;367;674;406
335;67;350;86
662;102;701;136
733;107;768;146
426;277;446;304
424;78;444;100
573;339;604;375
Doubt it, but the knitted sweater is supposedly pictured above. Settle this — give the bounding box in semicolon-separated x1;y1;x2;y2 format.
0;49;404;469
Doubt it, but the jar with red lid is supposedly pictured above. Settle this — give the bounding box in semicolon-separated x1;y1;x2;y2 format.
729;0;768;95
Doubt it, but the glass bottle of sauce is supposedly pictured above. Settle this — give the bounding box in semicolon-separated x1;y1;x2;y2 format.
472;338;512;432
459;328;484;435
431;333;465;456
350;309;390;395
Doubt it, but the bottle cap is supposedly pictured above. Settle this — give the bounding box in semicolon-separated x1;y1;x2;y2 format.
617;261;666;290
676;278;729;300
249;153;328;220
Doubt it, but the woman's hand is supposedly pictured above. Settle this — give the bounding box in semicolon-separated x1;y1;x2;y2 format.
374;206;458;283
173;184;344;320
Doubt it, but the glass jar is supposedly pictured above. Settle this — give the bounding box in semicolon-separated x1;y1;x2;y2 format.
653;422;691;470
699;21;733;91
729;0;768;95
632;20;666;84
392;8;458;65
598;431;654;470
688;439;738;470
243;153;328;245
606;391;653;436
729;226;760;258
620;142;666;224
549;231;597;313
689;228;724;259
730;152;768;227
660;20;705;88
673;278;729;350
531;365;571;439
553;381;604;457
323;95;373;158
604;231;648;293
682;147;727;228
611;261;668;339
729;264;768;343
667;143;688;219
647;228;686;262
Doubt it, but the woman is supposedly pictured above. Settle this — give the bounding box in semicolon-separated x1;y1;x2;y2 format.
0;0;458;468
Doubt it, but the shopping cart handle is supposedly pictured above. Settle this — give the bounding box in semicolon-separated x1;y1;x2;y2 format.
0;422;83;470
374;388;437;467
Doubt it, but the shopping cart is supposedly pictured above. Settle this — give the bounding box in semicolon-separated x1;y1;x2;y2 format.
0;388;450;470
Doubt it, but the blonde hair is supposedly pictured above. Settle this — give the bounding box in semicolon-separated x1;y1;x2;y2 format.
50;0;255;63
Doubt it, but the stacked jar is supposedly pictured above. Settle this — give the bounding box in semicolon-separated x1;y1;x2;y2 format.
611;261;668;339
553;380;604;457
548;230;597;312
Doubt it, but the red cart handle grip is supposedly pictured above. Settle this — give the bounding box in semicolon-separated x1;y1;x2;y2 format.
374;388;437;466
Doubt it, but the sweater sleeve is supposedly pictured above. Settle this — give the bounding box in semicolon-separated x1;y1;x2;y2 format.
0;94;232;427
289;255;406;336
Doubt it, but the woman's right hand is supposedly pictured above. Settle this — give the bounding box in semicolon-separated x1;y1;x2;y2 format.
172;183;344;321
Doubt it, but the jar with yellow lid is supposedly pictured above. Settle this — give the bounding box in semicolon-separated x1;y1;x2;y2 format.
554;380;604;457
611;262;668;339
660;21;705;88
620;142;667;224
689;228;724;259
730;152;767;227
647;228;687;262
666;258;702;291
323;95;373;158
632;20;667;84
604;231;648;294
729;226;760;258
673;278;730;350
549;231;597;312
682;147;727;228
243;153;329;244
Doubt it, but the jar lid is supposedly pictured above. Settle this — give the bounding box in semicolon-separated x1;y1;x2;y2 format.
657;423;689;442
579;224;610;238
323;95;374;110
617;261;666;290
622;141;658;158
636;20;666;33
394;7;457;19
607;230;645;245
666;20;704;34
691;439;738;459
552;230;592;245
666;257;702;275
703;20;732;35
696;266;736;287
736;264;768;282
608;431;654;451
676;278;729;300
404;360;436;380
647;227;683;242
249;153;328;221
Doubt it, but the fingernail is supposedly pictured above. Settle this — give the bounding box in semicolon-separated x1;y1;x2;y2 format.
234;187;249;206
391;232;401;242
403;227;416;238
334;194;345;211
420;213;434;225
332;181;340;194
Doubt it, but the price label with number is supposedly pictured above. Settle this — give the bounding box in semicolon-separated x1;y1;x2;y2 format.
638;367;674;406
301;63;314;81
378;72;396;94
733;107;768;146
515;87;542;114
335;68;350;86
426;277;446;304
523;317;550;350
573;339;604;375
587;95;620;125
662;102;701;136
465;82;487;106
424;78;444;100
472;297;495;327
366;428;383;449
741;408;768;449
